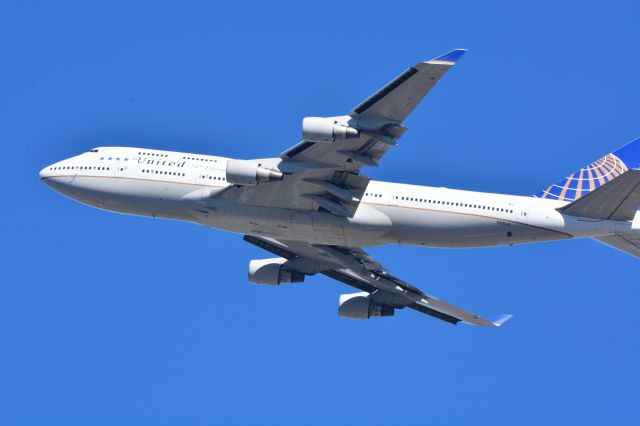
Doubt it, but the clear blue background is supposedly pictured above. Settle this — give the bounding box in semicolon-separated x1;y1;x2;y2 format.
3;1;639;424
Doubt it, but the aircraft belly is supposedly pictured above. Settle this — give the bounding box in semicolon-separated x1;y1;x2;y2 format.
379;205;568;248
196;202;290;239
58;176;569;248
344;204;393;246
308;212;347;246
52;176;195;220
198;203;350;245
290;212;316;241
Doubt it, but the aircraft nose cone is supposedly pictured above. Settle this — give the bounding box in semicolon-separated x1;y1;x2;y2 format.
41;176;77;199
39;165;75;192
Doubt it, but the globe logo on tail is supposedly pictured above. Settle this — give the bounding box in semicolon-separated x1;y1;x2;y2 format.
536;153;628;202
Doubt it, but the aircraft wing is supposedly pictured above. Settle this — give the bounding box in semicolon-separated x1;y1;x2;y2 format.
244;235;511;326
214;49;466;217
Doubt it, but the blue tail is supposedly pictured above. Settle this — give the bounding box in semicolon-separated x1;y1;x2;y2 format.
535;137;640;202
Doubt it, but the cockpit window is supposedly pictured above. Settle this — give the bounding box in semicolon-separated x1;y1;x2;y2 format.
89;148;99;153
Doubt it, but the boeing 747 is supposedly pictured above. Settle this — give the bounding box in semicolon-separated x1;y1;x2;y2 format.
40;49;640;326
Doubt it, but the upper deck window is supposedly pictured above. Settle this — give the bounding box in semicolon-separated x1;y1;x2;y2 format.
89;149;99;153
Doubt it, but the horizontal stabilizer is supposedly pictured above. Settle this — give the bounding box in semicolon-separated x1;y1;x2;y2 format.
594;231;640;259
558;169;640;221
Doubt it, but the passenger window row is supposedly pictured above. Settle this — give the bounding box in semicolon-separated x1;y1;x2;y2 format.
50;166;109;171
396;196;514;214
138;152;168;157
142;169;186;176
185;156;217;162
201;175;226;181
365;193;383;198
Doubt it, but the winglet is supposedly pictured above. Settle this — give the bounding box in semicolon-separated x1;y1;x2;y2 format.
490;314;513;327
429;49;468;65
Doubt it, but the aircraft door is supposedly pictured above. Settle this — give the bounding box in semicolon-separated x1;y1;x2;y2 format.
114;156;127;177
390;190;402;206
195;165;211;186
378;188;392;205
518;206;529;224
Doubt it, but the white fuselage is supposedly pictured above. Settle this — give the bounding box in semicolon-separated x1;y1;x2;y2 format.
40;147;633;248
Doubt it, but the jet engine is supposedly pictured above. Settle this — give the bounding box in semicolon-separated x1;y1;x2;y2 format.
248;258;305;285
302;117;359;143
226;159;284;185
338;292;395;319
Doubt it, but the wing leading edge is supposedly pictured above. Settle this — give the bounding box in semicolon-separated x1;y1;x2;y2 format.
244;235;511;327
351;48;467;122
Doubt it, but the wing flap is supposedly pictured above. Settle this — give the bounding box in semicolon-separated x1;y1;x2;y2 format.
410;301;462;325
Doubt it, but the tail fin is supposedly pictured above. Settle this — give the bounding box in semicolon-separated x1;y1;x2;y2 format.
535;137;640;202
558;169;640;220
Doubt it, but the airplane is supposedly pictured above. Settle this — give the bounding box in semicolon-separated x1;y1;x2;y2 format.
39;49;640;327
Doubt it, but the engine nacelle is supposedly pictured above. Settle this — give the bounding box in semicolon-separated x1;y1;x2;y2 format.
302;117;359;143
226;159;284;185
248;258;305;285
338;292;395;320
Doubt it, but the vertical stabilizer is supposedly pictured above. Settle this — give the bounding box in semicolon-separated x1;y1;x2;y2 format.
535;137;640;202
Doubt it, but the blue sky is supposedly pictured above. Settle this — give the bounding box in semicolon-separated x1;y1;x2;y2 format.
3;1;640;424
